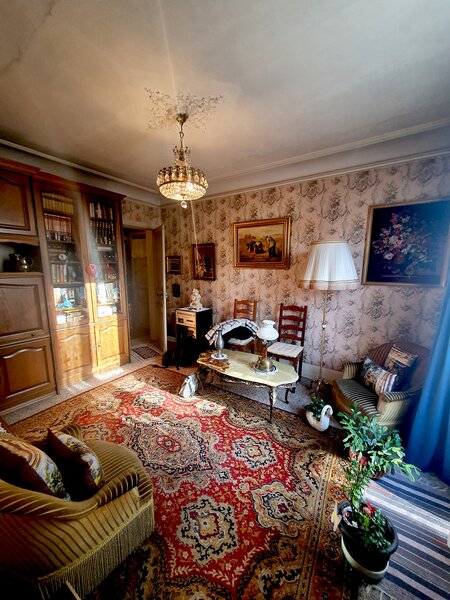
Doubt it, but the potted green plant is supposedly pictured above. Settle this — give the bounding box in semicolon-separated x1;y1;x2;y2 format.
338;405;419;479
304;394;333;432
336;405;419;580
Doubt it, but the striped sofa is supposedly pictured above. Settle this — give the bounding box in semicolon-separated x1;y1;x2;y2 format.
332;341;429;430
0;424;154;599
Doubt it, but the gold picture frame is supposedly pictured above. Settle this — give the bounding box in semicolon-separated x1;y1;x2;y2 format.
233;217;291;269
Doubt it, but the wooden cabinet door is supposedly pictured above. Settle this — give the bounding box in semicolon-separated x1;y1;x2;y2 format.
0;168;36;238
0;339;55;410
54;326;93;386
0;275;49;345
93;319;129;370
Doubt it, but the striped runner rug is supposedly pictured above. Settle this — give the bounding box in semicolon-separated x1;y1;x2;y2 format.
364;471;450;600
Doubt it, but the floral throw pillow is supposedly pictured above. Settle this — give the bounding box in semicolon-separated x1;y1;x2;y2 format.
359;357;397;395
46;430;104;500
0;438;68;498
384;345;418;388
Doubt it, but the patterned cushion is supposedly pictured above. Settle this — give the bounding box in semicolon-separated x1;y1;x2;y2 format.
384;345;418;388
46;430;104;500
0;438;68;498
227;337;254;346
268;341;303;359
359;357;397;395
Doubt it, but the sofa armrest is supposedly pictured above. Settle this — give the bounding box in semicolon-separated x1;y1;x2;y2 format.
0;468;141;519
60;423;84;440
380;383;423;403
342;361;363;379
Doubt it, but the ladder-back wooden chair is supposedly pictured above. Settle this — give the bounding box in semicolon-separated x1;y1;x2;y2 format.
268;304;308;381
227;299;258;352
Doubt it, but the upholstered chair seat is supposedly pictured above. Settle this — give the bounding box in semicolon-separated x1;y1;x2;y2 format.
332;340;429;430
0;424;154;599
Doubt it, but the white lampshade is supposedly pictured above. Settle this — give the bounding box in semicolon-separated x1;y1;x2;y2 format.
256;319;279;341
299;240;359;290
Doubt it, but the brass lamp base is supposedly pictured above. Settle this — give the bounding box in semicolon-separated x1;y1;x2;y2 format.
255;355;275;373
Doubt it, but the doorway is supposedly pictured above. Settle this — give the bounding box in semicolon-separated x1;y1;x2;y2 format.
123;227;167;354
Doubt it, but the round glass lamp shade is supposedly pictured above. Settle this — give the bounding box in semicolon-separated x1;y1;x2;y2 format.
156;166;208;201
256;319;279;341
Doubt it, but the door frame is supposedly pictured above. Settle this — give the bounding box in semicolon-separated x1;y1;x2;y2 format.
123;226;167;352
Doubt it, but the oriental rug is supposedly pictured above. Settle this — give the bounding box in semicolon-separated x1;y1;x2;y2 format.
12;366;450;599
13;365;350;599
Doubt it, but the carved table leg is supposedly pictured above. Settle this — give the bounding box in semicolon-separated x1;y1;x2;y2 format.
268;387;277;422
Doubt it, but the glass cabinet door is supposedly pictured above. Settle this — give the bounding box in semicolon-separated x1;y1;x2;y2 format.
41;191;88;327
87;199;122;319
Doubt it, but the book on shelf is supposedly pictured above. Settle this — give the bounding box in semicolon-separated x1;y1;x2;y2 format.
42;193;74;215
89;201;114;220
45;213;72;241
90;219;115;245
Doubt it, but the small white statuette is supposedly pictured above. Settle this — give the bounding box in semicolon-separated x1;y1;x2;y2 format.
190;288;202;310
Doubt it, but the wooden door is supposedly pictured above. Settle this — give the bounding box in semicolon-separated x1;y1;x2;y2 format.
94;320;129;370
0;274;49;344
54;326;93;386
128;233;150;338
0;339;55;410
0;167;36;239
147;226;167;353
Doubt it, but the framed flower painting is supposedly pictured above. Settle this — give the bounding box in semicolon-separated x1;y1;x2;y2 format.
362;199;450;286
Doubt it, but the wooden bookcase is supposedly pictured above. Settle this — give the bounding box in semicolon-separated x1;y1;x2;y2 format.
0;160;56;411
0;158;129;409
34;174;129;388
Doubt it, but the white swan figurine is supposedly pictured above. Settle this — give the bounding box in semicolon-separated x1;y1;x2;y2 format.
306;404;333;432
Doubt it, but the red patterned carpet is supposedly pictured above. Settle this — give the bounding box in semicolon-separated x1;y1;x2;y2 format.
13;365;349;599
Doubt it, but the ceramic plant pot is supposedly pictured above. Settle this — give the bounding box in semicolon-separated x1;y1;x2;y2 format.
338;500;398;582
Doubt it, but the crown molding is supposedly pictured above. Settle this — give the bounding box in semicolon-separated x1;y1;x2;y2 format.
211;117;450;184
204;123;450;199
2;117;450;208
0;139;161;207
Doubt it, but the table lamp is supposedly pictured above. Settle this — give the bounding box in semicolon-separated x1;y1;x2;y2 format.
255;320;279;373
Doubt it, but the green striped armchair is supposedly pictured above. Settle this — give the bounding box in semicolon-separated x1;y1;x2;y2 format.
0;424;154;599
332;341;429;430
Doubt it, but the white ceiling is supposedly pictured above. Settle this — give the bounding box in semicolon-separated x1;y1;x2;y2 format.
1;0;450;205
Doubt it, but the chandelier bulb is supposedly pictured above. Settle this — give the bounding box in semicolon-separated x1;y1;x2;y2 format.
180;200;188;209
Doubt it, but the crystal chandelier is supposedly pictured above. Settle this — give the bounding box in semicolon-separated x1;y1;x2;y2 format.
156;113;208;208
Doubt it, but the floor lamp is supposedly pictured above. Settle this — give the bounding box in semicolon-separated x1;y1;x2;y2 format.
299;240;359;392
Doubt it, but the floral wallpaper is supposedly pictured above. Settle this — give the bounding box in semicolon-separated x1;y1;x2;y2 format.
122;198;161;229
161;156;450;372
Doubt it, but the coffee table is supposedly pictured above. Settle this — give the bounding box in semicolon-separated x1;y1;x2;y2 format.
197;349;298;422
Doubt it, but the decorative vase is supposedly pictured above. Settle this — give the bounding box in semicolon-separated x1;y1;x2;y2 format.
215;327;226;359
338;500;398;582
306;404;333;431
